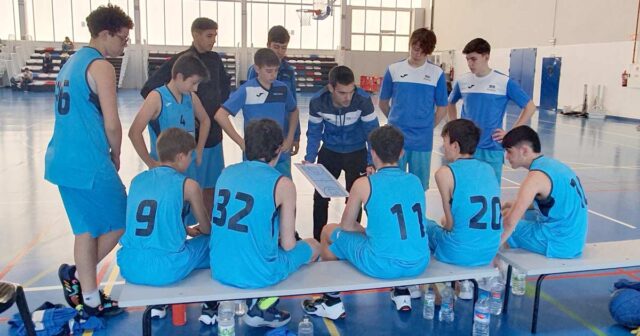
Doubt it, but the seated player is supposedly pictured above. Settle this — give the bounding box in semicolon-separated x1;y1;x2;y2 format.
302;125;430;319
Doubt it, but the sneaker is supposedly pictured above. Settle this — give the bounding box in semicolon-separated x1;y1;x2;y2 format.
150;305;168;319
58;264;83;308
198;301;218;325
242;299;291;328
408;285;422;299
458;280;474;300
390;287;412;311
301;295;346;320
97;290;123;316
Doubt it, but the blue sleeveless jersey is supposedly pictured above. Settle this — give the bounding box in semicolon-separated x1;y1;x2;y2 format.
148;85;195;160
44;47;114;189
530;156;588;258
121;166;188;253
364;167;429;265
436;159;502;266
209;161;284;288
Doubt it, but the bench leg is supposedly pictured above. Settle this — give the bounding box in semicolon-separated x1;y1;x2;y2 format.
143;305;153;336
470;279;479;304
15;286;36;336
531;274;548;334
503;265;512;314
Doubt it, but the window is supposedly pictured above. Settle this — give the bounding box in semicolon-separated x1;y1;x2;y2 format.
348;0;419;52
0;0;19;40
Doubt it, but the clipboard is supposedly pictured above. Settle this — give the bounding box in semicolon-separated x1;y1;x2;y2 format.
294;163;349;198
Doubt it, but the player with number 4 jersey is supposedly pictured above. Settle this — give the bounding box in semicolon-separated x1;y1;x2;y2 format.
501;125;588;258
428;119;502;267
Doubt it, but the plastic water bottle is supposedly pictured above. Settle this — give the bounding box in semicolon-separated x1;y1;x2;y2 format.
422;287;436;320
511;269;526;296
489;277;504;315
439;285;455;323
298;315;314;336
234;300;247;316
218;301;235;336
472;295;491;336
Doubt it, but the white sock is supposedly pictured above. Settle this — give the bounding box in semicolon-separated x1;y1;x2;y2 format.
83;290;100;308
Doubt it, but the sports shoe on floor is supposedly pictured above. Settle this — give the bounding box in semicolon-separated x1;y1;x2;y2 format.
390;287;412;311
242;298;291;328
458;280;474;300
150;305;168;319
408;285;422;299
58;264;83;308
302;295;346;320
198;301;218;325
97;290;123;316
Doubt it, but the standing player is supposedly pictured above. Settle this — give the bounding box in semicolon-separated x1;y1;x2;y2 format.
304;65;379;241
141;17;229;217
379;28;449;191
45;4;133;317
448;38;536;182
501;126;588;258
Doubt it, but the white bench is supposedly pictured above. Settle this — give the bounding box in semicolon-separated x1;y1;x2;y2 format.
498;239;640;334
118;259;498;336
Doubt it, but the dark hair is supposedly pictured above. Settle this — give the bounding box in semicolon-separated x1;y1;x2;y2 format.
245;119;283;162
502;125;541;153
157;128;196;162
328;66;355;87
369;125;404;164
254;48;280;68
267;25;290;44
441;119;480;155
463;38;491;55
191;17;218;32
86;4;133;38
409;28;437;55
171;52;210;81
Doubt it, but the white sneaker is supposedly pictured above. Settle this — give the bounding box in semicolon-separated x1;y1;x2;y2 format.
301;296;346;320
150;305;168;319
458;280;474;300
408;285;422;299
390;287;412;311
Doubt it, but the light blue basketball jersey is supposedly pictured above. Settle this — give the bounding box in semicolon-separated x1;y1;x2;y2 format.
209;161;285;288
449;70;530;150
379;60;448;151
529;156;588;258
148;85;195;160
435;159;502;266
364;167;430;264
120;166;188;253
44;47;114;189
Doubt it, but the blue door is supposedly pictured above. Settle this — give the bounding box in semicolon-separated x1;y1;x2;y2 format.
509;48;536;99
540;57;562;112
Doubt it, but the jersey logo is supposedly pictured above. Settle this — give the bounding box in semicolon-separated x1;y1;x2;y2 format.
256;92;265;97
165;102;172;108
400;73;408;78
467;84;475;89
486;84;497;92
423;74;431;80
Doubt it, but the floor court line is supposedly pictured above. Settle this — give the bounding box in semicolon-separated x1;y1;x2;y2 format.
0;227;50;280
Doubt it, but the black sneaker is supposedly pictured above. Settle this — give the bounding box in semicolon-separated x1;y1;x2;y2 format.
198;301;219;325
302;294;346;320
58;264;83;308
242;298;291;328
97;290;123;317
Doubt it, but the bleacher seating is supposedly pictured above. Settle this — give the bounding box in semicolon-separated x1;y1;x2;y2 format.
147;51;237;90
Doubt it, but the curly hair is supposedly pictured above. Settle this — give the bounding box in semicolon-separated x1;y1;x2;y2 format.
86;4;134;38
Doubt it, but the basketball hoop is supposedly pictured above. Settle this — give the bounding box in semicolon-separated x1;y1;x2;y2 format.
296;9;321;26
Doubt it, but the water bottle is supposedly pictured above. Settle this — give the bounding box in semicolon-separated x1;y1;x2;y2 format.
511;268;526;296
489;277;504;315
234;300;247;316
472;295;491;336
298;315;314;336
422;287;435;320
439;285;455;323
217;301;235;336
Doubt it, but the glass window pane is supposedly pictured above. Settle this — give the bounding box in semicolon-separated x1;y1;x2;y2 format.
33;0;54;41
92;0;109;10
183;0;200;46
300;12;318;49
53;0;73;42
381;35;394;51
396;11;410;35
411;0;421;8
0;0;18;40
217;1;236;47
351;9;364;34
317;8;335;50
235;2;242;47
351;34;364;51
366;0;380;8
109;0;131;14
397;0;411;8
365;34;379;51
267;4;285;35
395;35;408;52
380;0;395;7
332;5;341;50
285;5;301;49
165;0;183;45
146;0;166;44
72;0;91;42
201;1;218;25
350;0;365;7
365;10;380;34
380;10;395;32
249;3;267;48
